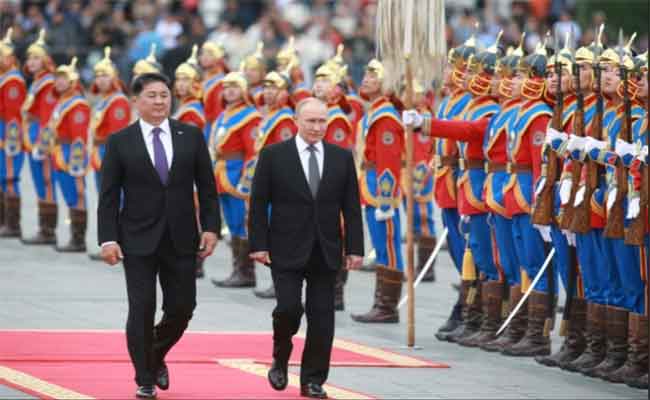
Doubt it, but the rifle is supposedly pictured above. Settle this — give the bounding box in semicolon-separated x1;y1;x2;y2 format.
570;25;605;234
559;28;580;336
531;33;562;226
603;31;634;239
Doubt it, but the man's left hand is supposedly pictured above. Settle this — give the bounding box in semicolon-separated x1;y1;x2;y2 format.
198;232;218;259
345;255;363;270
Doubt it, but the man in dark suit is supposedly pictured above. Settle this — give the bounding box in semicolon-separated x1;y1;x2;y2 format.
97;72;220;398
249;97;363;398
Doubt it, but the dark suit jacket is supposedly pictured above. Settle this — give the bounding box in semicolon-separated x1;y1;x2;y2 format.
249;137;363;270
97;119;220;256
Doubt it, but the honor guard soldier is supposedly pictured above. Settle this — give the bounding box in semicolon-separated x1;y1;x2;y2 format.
253;69;299;299
174;45;208;278
312;61;354;310
403;34;503;346
50;57;91;252
0;29;27;238
87;47;131;260
544;36;607;372
90;48;131;192
576;37;645;379
209;72;262;289
241;42;266;108
350;59;405;324
200;41;228;143
400;79;439;283
173;45;205;129
428;39;475;340
500;41;554;358
275;36;310;105
132;44;163;79
21;29;59;245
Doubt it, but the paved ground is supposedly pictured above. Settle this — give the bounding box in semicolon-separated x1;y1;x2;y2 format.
0;167;646;399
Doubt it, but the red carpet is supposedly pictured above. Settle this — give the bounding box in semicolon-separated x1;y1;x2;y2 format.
0;330;448;399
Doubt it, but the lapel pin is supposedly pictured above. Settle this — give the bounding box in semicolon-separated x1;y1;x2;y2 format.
177;130;184;135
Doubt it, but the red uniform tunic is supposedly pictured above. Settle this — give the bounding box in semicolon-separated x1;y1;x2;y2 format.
173;96;205;131
323;104;353;150
90;91;130;171
22;71;57;153
0;68;27;153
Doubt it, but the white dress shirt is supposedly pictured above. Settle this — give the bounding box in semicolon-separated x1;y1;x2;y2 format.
139;118;174;168
295;134;324;182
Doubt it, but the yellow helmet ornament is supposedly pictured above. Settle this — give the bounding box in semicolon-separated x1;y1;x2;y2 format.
26;28;50;58
133;43;162;77
56;56;80;82
276;36;299;69
94;47;118;78
241;42;265;71
175;45;202;81
0;28;15;58
201;40;225;60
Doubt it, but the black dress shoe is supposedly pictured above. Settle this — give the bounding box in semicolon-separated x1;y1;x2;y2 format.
136;385;157;398
300;383;327;398
156;363;169;390
267;360;288;391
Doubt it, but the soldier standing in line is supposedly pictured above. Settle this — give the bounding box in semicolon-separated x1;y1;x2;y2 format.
0;29;27;238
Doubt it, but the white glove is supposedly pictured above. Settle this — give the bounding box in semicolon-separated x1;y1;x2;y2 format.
545;127;568;145
614;139;636;158
638;145;648;162
627;197;641;219
606;187;617;212
535;177;546;197
31;147;45;161
566;135;588;153
562;230;576;246
534;224;552;243
374;207;395;222
583;136;607;153
401;109;424;128
559;179;572;205
574;185;586;207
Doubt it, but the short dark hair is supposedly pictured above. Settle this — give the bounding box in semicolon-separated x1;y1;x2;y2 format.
131;72;172;96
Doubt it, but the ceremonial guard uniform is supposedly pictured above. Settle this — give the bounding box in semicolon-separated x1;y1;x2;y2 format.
210;72;262;289
575;42;645;379
0;29;27;237
252;69;298;299
500;42;553;357
544;40;605;372
241;43;266;108
50;57;91;252
350;59;405;323
275;36;310;105
89;48;131;195
312;61;355;310
200;41;227;143
21;29;59;245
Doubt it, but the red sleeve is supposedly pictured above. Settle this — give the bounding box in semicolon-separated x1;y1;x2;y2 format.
179;111;205;131
325;117;353;149
268;118;297;146
428;117;489;143
66;104;91;143
106;98;132;136
241;116;261;163
372;116;404;200
529;115;551;183
3;79;27;122
36;83;57;122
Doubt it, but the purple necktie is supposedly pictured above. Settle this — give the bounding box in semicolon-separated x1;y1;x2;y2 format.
152;127;169;184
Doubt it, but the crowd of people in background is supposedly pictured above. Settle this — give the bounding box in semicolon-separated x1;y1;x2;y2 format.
2;0;647;90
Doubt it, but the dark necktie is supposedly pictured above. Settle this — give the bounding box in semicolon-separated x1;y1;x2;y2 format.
307;144;320;197
152;127;169;184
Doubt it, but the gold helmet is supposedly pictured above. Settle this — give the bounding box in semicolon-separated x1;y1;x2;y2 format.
26;29;50;58
600;32;636;70
0;28;15;58
263;70;291;90
133;43;162;76
94;47;118;78
201;40;225;60
276;36;299;69
364;59;385;81
56;56;79;82
576;24;605;64
222;71;248;92
314;62;346;85
241;42;265;71
519;39;548;100
175;45;201;81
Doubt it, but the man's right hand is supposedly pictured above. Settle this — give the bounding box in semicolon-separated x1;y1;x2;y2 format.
250;251;271;266
101;243;124;266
